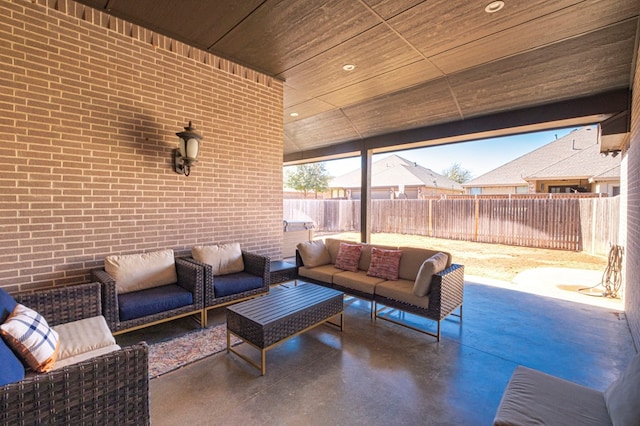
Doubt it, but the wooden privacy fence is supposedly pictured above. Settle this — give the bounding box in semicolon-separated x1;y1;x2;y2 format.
284;196;619;254
579;196;620;255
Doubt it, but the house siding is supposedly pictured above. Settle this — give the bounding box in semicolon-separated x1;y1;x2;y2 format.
469;186;526;195
0;0;284;292
625;39;640;351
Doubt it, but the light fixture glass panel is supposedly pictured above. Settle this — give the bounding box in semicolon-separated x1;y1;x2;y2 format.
186;138;199;159
178;138;187;157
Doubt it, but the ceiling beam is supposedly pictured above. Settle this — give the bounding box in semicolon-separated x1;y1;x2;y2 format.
284;88;630;164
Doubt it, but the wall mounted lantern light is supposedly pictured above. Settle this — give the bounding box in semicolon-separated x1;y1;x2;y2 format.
174;121;203;176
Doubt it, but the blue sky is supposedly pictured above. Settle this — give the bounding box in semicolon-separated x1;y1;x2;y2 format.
317;126;586;180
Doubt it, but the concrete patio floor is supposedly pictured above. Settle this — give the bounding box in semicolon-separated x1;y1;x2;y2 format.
117;277;635;425
469;267;624;311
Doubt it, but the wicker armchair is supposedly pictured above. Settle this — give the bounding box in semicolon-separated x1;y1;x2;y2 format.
0;283;149;425
92;257;205;334
185;251;270;326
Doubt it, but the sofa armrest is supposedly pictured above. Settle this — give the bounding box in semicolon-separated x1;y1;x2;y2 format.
0;342;149;425
295;249;304;267
429;263;465;320
175;257;204;306
242;251;270;286
13;282;102;327
181;257;213;283
91;268;119;330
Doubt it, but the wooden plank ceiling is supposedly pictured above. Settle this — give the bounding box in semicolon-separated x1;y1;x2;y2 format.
76;0;640;160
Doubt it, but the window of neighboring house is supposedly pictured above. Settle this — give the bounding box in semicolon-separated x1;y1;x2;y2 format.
469;187;482;195
549;185;587;193
331;189;345;199
515;186;528;194
612;186;620;196
549;186;573;193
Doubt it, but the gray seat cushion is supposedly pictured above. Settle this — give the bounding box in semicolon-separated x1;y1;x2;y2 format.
604;354;640;426
494;365;612;426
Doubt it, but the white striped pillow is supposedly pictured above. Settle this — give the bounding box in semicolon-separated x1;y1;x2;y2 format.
0;304;59;372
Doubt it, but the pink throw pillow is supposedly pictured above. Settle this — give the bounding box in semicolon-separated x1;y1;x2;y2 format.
367;247;402;280
334;243;364;272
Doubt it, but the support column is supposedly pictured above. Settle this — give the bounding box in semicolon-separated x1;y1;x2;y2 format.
360;149;372;243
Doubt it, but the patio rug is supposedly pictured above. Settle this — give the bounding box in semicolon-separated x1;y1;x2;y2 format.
148;324;240;379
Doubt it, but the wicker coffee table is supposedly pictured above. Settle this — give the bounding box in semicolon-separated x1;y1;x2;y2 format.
226;282;344;375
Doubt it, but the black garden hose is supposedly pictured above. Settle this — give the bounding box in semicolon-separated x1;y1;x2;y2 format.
578;245;623;298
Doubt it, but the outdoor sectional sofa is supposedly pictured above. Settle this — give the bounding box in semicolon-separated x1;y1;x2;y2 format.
0;282;149;425
296;238;464;340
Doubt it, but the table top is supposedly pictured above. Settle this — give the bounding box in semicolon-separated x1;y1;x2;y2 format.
270;260;297;272
226;283;343;326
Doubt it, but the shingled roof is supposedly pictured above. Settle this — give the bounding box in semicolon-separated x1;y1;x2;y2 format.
463;127;620;187
330;154;463;191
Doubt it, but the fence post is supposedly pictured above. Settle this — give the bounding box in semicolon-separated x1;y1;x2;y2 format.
591;198;597;255
474;195;479;242
428;199;433;237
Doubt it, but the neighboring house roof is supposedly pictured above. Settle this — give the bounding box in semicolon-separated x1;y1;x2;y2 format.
525;143;618;180
330;154;463;191
463;126;620;187
592;164;620;181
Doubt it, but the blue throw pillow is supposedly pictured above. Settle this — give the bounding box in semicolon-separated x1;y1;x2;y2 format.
0;288;17;324
0;288;24;386
0;338;25;386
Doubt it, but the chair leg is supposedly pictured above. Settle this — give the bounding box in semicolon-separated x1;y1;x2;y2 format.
451;304;463;321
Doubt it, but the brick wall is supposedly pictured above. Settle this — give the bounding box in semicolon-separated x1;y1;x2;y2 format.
625;40;640;351
0;0;284;292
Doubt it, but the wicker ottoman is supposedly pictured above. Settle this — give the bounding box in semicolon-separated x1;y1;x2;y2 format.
226;282;343;375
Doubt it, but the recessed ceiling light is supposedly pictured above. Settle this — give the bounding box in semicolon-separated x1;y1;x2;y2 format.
342;64;356;71
485;1;504;13
290;112;299;117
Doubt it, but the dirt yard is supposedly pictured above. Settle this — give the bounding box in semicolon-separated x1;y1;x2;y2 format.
319;232;608;283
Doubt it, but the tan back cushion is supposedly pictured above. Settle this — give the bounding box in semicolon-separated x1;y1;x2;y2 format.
397;247;452;281
412;252;449;296
192;243;244;276
53;316;116;361
297;240;331;267
105;249;177;294
325;238;353;264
